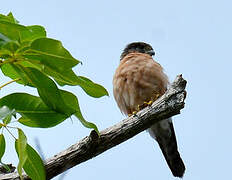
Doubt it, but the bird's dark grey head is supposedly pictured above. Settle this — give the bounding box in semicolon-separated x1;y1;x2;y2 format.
120;42;155;60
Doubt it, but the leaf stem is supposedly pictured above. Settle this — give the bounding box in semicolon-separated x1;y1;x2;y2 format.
5;127;16;140
0;78;21;90
6;125;18;129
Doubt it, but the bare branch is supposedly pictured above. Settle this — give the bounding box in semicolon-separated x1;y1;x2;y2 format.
0;75;187;180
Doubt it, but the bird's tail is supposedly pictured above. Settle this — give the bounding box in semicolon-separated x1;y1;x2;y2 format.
148;119;185;178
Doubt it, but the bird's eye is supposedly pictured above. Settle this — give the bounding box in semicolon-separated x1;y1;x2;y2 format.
145;46;150;51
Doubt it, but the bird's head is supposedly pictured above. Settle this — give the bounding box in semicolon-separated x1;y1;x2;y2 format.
120;42;155;60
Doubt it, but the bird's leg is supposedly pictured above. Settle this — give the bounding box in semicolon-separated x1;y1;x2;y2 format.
129;94;161;117
140;94;161;109
144;100;153;106
132;111;138;115
128;108;139;117
128;111;138;117
128;105;141;117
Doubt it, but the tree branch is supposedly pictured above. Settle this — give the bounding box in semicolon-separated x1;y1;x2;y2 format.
0;75;187;180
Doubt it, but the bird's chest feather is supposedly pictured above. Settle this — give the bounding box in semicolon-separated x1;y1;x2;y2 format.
113;54;168;115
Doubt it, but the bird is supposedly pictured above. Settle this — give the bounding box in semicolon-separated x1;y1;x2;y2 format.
113;42;185;177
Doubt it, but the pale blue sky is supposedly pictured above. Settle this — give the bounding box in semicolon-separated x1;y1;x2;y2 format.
1;0;231;179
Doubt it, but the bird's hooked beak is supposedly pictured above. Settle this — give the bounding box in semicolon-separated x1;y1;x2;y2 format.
147;50;155;56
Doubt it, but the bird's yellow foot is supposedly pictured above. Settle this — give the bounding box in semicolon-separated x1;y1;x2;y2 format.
132;111;137;115
140;100;153;108
128;110;138;117
129;94;161;117
145;100;153;105
137;94;161;110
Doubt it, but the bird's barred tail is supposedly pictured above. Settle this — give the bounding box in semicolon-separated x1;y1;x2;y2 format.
149;119;185;177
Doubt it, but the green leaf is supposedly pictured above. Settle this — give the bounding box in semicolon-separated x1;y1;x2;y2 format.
2;64;75;125
1;41;20;53
0;63;33;86
60;90;99;133
3;114;12;125
75;111;99;134
15;129;28;179
42;67;108;98
23;38;80;72
6;12;19;23
0;16;107;98
20;67;74;115
0;50;12;60
0;21;27;41
0;134;6;162
0;20;45;44
76;76;109;98
18;115;67;128
0;13;18;23
0;93;68;128
18;60;43;71
23;144;46;180
41;67;77;86
0;33;12;48
20;25;46;42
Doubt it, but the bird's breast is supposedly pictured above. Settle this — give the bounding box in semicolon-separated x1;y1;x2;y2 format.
113;53;169;115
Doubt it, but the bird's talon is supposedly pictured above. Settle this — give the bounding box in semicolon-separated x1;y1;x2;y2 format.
128;111;138;117
147;100;153;105
132;111;137;115
143;101;153;106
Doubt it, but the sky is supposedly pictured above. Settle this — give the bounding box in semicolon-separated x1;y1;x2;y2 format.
1;0;231;179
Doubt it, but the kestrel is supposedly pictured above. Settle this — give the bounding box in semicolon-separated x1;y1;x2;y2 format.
113;42;185;177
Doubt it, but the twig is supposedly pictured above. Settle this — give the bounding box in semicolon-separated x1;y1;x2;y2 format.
0;78;21;90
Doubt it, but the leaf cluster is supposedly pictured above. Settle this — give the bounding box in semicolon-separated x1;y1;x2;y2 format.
0;13;108;179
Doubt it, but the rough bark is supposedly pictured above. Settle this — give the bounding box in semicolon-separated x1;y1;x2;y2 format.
0;75;187;180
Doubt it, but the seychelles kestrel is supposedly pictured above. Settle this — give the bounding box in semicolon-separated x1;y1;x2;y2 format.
113;42;185;177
